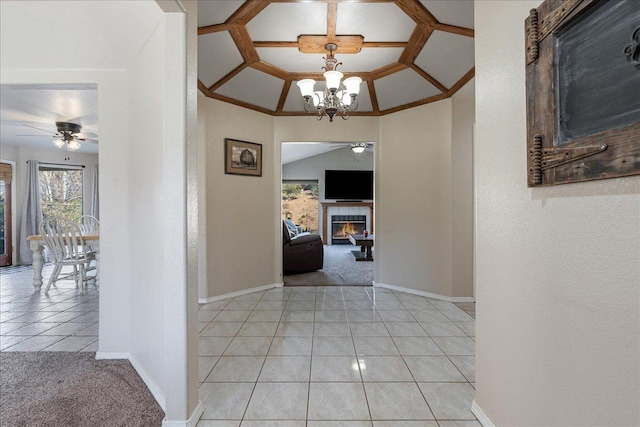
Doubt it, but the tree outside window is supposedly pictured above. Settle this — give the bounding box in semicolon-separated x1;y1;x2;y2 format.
39;166;83;221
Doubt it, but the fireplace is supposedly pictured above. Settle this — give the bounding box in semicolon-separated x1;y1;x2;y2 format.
331;215;366;245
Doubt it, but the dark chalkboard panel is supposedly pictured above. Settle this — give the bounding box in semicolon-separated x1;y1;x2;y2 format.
556;0;640;145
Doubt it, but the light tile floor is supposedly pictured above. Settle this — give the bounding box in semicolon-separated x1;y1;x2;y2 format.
197;286;479;427
0;266;99;352
1;267;478;426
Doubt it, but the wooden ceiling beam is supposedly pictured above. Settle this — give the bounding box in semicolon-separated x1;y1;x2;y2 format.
209;63;247;92
226;0;270;25
399;24;432;65
381;93;448;115
434;23;474;38
198;23;229;36
370;62;406;79
395;0;438;25
251;61;289;80
276;80;292;113
229;24;260;64
367;80;380;113
198;80;215;97
209;92;274;116
410;64;448;93
446;67;475;96
327;2;338;37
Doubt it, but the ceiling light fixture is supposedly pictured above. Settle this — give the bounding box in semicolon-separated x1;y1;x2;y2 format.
53;122;84;151
297;43;362;122
351;142;367;154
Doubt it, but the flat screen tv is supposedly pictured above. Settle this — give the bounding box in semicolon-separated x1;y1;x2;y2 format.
324;170;373;200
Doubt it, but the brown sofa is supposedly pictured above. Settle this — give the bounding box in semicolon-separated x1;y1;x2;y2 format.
283;221;324;274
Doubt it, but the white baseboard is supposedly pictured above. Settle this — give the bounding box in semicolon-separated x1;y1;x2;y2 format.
373;282;475;303
199;282;281;303
472;399;496;427
162;401;203;427
94;351;166;411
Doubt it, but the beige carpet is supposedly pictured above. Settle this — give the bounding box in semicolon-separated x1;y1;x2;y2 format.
0;352;164;426
284;244;374;286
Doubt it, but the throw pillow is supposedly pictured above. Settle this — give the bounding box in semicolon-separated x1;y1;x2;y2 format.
284;219;298;238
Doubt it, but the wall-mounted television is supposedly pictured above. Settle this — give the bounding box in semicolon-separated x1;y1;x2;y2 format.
324;170;373;200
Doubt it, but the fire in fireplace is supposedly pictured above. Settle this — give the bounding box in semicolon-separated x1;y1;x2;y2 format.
331;215;366;244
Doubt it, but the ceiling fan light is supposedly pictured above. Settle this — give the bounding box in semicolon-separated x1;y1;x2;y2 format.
52;138;65;148
297;79;316;98
351;143;366;154
323;70;343;92
343;76;362;96
68;140;81;151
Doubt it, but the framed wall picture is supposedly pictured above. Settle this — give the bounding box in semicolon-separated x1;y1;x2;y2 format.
525;0;640;187
224;138;262;177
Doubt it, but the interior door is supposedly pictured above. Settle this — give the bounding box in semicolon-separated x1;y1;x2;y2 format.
0;163;12;266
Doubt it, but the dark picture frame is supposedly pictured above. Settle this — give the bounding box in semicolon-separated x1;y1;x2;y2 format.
525;0;640;187
224;138;262;177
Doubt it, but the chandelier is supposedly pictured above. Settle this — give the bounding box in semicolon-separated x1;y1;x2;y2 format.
297;43;362;122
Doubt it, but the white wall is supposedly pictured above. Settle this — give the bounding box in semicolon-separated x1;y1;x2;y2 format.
378;100;455;298
200;97;276;298
282;146;373;238
474;1;640;426
0;144;98;264
451;95;475;298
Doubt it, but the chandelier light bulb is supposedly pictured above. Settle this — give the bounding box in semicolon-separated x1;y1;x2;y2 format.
343;76;362;96
323;70;343;92
351;143;366;154
297;79;316;98
52;138;65;148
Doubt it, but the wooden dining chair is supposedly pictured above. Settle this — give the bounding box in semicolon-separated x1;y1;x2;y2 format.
39;217;96;295
79;215;100;235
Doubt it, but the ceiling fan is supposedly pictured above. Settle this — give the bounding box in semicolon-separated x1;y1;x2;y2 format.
349;142;373;154
17;122;98;151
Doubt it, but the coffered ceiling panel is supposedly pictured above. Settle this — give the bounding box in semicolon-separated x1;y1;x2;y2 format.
198;32;244;88
215;68;284;112
415;30;475;89
374;68;441;111
335;3;416;42
256;49;325;73
197;1;245;28
420;1;475;29
197;1;475;117
246;3;327;42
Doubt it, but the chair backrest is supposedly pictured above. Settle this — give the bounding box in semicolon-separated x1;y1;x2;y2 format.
39;217;88;263
79;215;100;235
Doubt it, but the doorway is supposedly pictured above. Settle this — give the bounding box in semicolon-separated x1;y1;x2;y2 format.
0;162;13;266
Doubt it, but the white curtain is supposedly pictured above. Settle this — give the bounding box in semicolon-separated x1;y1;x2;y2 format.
19;160;42;265
91;164;99;219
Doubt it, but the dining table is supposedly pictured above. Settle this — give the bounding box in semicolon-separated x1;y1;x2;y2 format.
27;234;100;292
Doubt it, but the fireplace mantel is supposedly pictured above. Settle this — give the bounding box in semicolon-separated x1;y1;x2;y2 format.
321;202;374;243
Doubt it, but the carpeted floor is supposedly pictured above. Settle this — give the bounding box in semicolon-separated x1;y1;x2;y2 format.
0;352;165;426
284;244;374;286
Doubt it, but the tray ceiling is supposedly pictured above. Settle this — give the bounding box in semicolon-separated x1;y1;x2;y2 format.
198;0;474;117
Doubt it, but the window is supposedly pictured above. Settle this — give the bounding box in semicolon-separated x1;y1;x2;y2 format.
39;165;83;221
282;180;319;233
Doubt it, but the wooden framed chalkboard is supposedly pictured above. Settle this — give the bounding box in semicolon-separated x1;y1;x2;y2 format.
525;0;640;187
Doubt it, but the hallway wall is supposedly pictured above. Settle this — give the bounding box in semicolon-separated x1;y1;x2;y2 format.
474;1;640;425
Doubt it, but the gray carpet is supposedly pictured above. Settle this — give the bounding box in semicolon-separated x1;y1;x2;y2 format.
284;244;374;286
0;352;165;426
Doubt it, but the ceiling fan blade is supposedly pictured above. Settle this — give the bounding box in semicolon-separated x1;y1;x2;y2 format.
74;132;98;138
15;134;56;137
83;139;99;144
22;124;56;134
